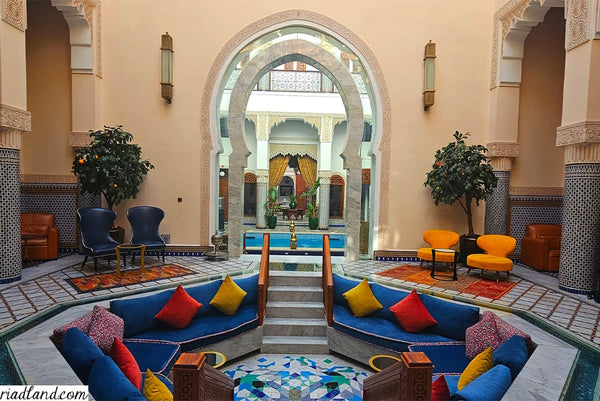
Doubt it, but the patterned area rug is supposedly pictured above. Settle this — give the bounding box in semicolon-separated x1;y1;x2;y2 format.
67;264;195;293
377;264;517;300
224;355;366;400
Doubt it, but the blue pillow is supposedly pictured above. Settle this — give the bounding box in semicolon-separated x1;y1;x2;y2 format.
493;335;528;380
333;275;363;305
370;283;409;322
61;328;103;383
419;294;479;340
88;355;145;401
110;289;174;337
235;274;259;306
185;279;223;317
454;364;512;401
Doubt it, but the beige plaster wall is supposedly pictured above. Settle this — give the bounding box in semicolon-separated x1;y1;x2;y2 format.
0;23;27;110
22;0;72;176
511;7;565;190
94;0;496;248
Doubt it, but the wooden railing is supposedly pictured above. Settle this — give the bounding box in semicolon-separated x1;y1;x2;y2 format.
322;234;334;327
172;353;234;401
362;352;433;401
257;233;270;325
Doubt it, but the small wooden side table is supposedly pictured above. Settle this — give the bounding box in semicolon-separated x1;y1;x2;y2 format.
116;243;146;276
431;248;458;281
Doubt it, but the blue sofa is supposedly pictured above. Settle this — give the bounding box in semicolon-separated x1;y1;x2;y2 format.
60;274;261;401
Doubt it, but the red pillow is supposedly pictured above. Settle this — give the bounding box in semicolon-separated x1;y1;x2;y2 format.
110;337;142;390
389;289;437;333
155;285;202;329
432;374;451;401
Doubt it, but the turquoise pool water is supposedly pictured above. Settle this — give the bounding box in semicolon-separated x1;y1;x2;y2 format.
245;232;345;253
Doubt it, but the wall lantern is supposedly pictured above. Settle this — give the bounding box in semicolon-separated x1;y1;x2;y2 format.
423;40;436;110
161;32;174;103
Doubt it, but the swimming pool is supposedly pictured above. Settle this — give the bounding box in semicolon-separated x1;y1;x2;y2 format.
244;232;345;255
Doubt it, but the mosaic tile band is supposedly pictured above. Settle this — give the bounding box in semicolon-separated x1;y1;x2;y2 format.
0;148;22;282
559;163;600;294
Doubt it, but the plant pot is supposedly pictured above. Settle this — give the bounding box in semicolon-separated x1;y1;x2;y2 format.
267;215;277;229
109;226;125;244
289;201;297;209
459;234;482;265
309;217;319;230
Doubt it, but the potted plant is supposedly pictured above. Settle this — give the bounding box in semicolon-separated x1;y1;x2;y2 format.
424;131;498;263
301;179;320;230
289;194;297;210
265;185;280;229
73;125;154;242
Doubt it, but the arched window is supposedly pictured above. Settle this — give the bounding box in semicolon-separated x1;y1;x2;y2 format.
244;173;257;216
329;175;345;219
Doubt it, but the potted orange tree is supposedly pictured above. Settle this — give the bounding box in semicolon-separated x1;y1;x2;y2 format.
424;131;497;263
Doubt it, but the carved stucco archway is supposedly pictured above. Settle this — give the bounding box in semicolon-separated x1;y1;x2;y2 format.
199;10;391;253
227;39;363;260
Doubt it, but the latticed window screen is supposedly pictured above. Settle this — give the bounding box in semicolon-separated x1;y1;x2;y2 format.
244;173;257;216
329;175;345;218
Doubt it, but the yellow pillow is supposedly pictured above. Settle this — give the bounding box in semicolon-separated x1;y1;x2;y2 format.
143;369;173;401
209;275;247;315
457;347;493;390
342;278;383;317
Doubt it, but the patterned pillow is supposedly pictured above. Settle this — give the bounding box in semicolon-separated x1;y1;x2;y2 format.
465;311;501;359
493;313;532;344
88;305;124;354
389;289;437;333
155;285;202;329
342;278;383;317
50;310;94;350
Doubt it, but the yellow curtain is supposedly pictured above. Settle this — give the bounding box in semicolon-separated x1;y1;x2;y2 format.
298;156;317;189
269;155;290;189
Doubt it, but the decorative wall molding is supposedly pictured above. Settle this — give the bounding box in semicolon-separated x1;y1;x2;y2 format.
270;143;318;160
1;0;26;31
487;142;520;157
20;174;78;183
318;171;332;184
94;1;102;77
0;129;21;150
0;104;31;132
490;157;513;171
556;120;600;146
563;143;600;163
566;0;593;50
509;186;564;196
256;169;269;183
68;131;92;147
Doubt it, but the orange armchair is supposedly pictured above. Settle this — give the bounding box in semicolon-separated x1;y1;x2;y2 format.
466;235;516;282
417;230;460;266
21;213;59;260
520;224;561;272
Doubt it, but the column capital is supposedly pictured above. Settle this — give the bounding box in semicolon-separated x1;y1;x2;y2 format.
256;169;269;182
486;142;519;158
318;171;331;184
556;121;600;146
0;104;31;132
563;143;600;164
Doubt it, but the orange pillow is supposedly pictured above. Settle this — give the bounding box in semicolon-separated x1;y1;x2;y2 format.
110;337;142;390
155;285;202;329
389;290;437;333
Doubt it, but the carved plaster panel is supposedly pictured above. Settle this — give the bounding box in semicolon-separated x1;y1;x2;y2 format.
0;129;21;150
94;2;102;77
1;0;26;31
563;143;600;163
490;157;513;171
321;116;333;142
256;169;269;182
556;121;600;146
318;171;332;184
68;131;92;148
255;113;269;140
487;142;520;158
0;104;31;132
509;186;564;196
20;174;78;183
566;0;593;50
72;0;95;24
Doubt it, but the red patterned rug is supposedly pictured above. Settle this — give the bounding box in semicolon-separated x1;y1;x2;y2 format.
377;264;517;300
68;264;196;293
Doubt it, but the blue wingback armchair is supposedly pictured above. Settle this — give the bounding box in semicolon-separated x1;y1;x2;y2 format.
128;206;166;264
77;208;120;270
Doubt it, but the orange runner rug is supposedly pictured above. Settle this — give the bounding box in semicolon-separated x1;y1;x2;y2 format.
68;264;195;293
377;264;517;300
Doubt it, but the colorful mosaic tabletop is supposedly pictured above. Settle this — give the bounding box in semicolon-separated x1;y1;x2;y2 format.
377;264;518;300
67;264;195;293
224;355;368;400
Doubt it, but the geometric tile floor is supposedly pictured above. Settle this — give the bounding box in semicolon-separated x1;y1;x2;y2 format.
223;354;366;400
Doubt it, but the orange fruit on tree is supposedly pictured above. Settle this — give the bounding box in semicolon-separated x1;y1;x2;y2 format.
78;159;84;164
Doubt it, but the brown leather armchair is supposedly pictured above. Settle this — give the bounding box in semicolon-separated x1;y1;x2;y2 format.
21;213;59;260
520;224;561;272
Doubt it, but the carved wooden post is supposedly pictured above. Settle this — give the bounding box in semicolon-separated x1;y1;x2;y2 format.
363;352;433;401
172;353;234;401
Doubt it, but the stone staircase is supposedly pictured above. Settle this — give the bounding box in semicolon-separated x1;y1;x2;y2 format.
262;271;329;354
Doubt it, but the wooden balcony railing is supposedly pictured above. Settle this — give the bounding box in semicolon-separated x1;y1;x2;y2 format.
257;232;270;325
172;353;234;401
322;234;334;326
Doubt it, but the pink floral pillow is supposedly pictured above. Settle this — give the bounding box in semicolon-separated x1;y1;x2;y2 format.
87;305;124;354
50;310;94;350
465;311;502;359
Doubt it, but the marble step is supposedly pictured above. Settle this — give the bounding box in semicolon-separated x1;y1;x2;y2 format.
263;317;328;337
262;335;329;354
268;285;323;302
269;271;322;287
266;301;324;319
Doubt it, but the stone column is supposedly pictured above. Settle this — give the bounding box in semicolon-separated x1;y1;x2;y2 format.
318;173;330;230
255;169;269;229
484;143;518;235
0;107;31;283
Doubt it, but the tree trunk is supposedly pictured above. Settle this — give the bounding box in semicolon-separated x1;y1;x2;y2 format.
465;195;474;236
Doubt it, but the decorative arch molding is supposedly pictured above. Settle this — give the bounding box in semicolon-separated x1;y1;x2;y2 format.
199;9;391;250
491;0;564;88
227;39;363;259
